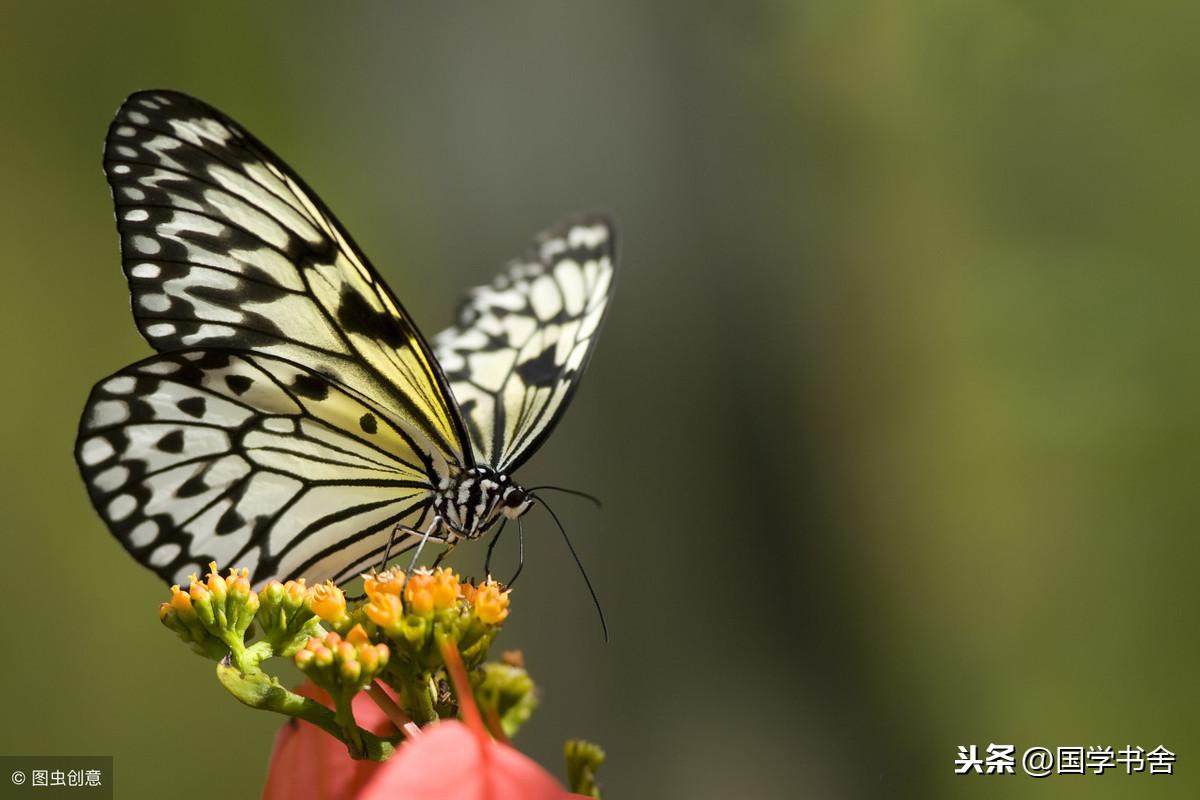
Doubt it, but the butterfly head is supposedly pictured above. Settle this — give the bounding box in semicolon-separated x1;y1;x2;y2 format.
500;484;534;520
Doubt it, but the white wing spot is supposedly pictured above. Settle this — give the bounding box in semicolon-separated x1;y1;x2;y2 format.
124;209;150;222
127;110;150;124
111;164;130;174
93;465;130;493
139;359;181;375
568;224;608;248
129;520;159;547
115;126;136;137
137;99;159;110
132;235;161;255
80;437;116;466
123;187;146;201
146;322;176;338
115;145;139;158
107;494;137;522
149;543;181;567
540;238;567;261
91;400;130;427
130;263;161;279
141;294;171;312
104;375;137;395
529;275;562;319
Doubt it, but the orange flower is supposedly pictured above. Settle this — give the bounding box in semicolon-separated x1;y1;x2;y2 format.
225;567;252;598
168;584;192;613
363;569;405;597
203;562;228;599
345;624;371;646
310;582;348;624
472;581;510;625
429;568;462;609
364;591;404;631
404;571;436;614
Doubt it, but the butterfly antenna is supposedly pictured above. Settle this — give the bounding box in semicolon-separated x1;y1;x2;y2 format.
531;493;608;642
526;485;603;510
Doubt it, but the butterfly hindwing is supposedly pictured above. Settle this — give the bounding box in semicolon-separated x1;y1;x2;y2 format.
76;349;445;586
433;216;616;471
104;90;469;464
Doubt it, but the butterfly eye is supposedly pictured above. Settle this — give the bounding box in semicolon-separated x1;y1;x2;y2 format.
504;489;527;508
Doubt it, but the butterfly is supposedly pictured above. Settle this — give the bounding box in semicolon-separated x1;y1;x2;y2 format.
75;90;616;594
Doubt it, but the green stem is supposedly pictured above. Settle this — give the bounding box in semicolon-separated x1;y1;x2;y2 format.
216;660;396;761
334;691;366;759
399;672;438;725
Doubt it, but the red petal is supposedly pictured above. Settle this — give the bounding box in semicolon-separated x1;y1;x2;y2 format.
359;720;569;800
262;682;396;800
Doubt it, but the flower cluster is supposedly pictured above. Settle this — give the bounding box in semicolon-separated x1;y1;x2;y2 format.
158;562;603;795
160;564;524;742
362;568;508;675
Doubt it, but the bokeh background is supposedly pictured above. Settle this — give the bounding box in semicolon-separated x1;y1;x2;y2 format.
2;2;1197;798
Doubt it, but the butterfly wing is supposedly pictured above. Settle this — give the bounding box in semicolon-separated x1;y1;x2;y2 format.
104;90;470;464
433;216;616;472
76;349;447;587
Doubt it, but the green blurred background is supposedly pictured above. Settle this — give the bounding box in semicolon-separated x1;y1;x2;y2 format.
2;2;1197;798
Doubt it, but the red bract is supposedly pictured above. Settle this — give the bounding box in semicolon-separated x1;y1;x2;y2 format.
262;683;391;800
262;683;584;799
359;720;572;800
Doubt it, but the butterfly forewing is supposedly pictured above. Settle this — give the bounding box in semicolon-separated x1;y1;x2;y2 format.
433;217;616;471
104;90;469;463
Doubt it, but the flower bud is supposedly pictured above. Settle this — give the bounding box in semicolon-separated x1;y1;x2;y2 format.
255;577;320;658
204;562;228;603
475;660;538;737
294;626;387;696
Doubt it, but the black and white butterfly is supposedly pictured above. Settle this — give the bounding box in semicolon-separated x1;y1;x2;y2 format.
75;90;616;593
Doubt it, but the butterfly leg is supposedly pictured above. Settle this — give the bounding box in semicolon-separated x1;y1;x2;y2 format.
378;522;403;572
507;516;526;587
402;516;445;586
483;519;508;579
431;538;459;569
